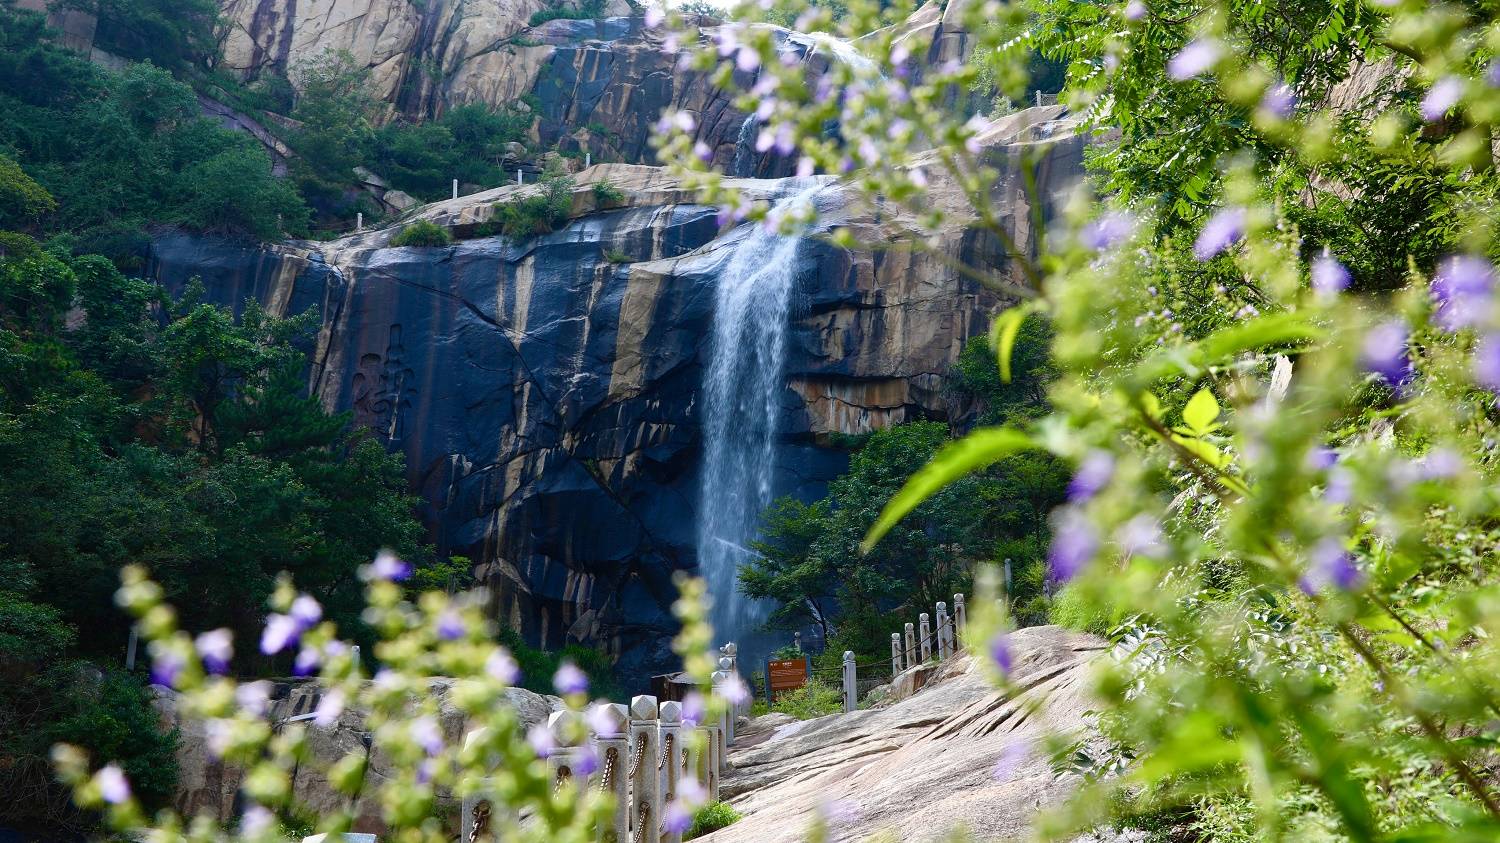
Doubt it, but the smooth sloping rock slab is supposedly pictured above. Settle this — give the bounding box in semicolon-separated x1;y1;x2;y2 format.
709;626;1105;842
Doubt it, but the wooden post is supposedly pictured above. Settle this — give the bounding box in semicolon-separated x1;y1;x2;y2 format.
953;593;967;646
452;178;459;200
593;704;629;842
903;622;916;669
891;633;903;677
919;613;932;662
936;602;951;659
629;696;661;843
658;700;684;843
841;650;856;713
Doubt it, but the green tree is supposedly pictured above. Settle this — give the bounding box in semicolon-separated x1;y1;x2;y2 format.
741;497;836;640
0;155;56;230
290;49;378;178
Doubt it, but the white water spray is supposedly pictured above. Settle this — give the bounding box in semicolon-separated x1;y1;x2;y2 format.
697;183;824;644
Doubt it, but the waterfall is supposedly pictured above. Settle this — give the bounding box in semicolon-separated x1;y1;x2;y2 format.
732;114;758;177
697;183;824;646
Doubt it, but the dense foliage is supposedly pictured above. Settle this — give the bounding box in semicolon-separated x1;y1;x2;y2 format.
0;222;427;833
0;4;308;249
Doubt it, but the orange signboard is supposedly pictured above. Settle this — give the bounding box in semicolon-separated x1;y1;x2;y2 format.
768;658;808;698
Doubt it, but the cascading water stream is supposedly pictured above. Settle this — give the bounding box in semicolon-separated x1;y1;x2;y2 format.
697;183;825;648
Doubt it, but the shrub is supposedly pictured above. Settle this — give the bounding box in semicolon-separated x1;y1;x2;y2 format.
528;0;607;26
592;180;625;206
685;801;742;839
602;248;633;264
390;220;453;248
768;679;843;720
484;162;576;238
0;155;56;229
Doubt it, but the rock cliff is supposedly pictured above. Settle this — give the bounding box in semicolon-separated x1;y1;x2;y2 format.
145;109;1082;681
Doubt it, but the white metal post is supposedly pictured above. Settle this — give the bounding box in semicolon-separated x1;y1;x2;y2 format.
841;650;856;713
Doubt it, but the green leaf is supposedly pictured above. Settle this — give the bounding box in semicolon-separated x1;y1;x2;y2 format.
861;427;1036;553
1133;313;1325;383
987;304;1033;384
1182;388;1221;435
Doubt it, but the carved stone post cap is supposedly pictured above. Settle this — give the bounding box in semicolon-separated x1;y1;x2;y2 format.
630;694;659;720
955;593;965;605
920;612;929;621
723;642;737;656
892;632;901;641
905;622;915;632
549;710;585;745
842;650;854;663
718;655;733;671
659;700;682;723
711;670;727;684
937;601;947;613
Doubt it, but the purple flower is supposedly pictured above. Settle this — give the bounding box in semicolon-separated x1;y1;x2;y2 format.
97;764;131;805
1081;211;1135;252
1048;509;1099;582
588;703;623;738
1305;446;1338;472
1194;206;1246;260
236;680;272;716
991;740;1031;781
194;629;233;675
796;156;815;178
240;805;274;836
573;745;600;776
415;759;437;785
486;648;519;685
678;775;707;806
662;801;693;835
293;646;320;677
1124;0;1147;20
1421;76;1463;122
150;648;185;688
1360;319;1412;388
1431;255;1494;331
773;124;795;156
1475;332;1500;391
314;688;345;728
1311;252;1351;297
1068;450;1115;502
1167;39;1221;81
1419;447;1463;480
1300;537;1363;594
1116;514;1164;558
988;632;1013;675
553;662;589;696
736;46;760;72
366;550;412;582
680;691;706;727
718;673;750;706
1323;466;1354;505
289;595;322;629
436;610;465;641
644;4;664;27
527;723;555;758
260;613;299;655
818;798;860;828
411;716;444;756
1261;82;1296;118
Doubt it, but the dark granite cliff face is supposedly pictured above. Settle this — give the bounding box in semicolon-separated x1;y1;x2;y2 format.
146;115;1082;682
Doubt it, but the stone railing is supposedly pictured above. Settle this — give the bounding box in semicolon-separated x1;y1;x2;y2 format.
460;642;743;843
839;594;967;712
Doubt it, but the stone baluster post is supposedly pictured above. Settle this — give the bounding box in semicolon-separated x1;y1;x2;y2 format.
716;657;737;745
460;728;510;842
793;631;802;652
936;602;951;659
591;703;630;842
355;212;363;233
954;593;967;647
585;151;592;168
724;642;740;715
452;178;459;200
919;613;932;662
891;633;903;677
658;701;684;843
696;723;718;802
547;710;585;793
841;650;856;713
629;696;661;843
904;622;916;669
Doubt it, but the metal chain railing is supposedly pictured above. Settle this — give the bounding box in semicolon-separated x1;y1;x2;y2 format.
658;732;673;770
628;733;647;781
598;746;619;792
